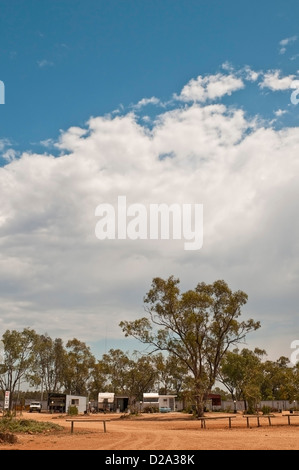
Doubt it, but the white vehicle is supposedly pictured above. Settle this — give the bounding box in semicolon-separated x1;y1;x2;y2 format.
29;402;42;413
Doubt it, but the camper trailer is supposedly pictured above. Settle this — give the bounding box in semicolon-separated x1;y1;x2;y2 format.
98;392;115;412
97;393;129;412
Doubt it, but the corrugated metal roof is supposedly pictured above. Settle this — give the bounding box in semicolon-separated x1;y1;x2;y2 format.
143;393;159;398
98;392;115;403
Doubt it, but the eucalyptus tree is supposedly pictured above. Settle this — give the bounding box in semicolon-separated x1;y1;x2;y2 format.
120;276;260;416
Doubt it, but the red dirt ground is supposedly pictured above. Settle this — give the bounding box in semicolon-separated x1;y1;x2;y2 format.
0;411;298;450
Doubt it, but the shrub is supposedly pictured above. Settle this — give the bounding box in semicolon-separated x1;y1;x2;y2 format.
0;432;17;444
68;405;78;416
0;418;62;434
120;412;140;419
184;405;196;414
143;406;159;414
2;410;16;419
262;406;271;415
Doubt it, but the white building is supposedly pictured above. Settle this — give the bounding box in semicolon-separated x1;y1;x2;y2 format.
66;395;87;414
143;393;176;411
48;393;87;414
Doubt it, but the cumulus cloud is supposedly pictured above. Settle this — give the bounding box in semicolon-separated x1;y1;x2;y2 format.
274;109;287;117
0;70;299;360
40;138;56;148
2;148;18;162
243;66;260;82
0;139;19;162
259;70;299;90
133;97;161;109
175;73;245;102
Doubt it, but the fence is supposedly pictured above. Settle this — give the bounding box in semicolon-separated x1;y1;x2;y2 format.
221;400;298;412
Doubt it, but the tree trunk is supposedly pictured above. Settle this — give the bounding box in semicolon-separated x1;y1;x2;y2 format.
195;393;205;417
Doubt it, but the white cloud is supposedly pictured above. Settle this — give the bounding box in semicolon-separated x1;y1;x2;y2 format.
0;139;11;151
0;139;19;162
274;109;287;117
279;35;297;54
37;59;54;68
175;73;245;102
40;138;56;148
2;148;18;162
243;66;260;82
259;70;299;90
133;97;160;109
0;71;299;361
221;62;234;72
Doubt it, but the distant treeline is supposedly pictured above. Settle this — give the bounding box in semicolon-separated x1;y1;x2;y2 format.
1;277;298;414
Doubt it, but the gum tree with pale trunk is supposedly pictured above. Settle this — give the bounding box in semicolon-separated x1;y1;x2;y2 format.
120;276;260;417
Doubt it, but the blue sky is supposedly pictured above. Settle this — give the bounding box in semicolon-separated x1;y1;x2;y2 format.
0;1;299;363
1;0;299;154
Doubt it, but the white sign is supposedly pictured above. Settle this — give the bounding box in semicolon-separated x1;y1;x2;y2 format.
4;391;10;409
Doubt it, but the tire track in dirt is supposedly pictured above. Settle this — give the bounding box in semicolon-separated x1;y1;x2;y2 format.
101;421;167;450
1;413;299;450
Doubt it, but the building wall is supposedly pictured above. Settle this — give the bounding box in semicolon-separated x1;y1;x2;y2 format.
222;400;298;412
142;395;176;411
66;395;87;414
158;396;176;411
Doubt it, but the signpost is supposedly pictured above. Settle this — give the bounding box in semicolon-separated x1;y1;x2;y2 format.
4;391;10;410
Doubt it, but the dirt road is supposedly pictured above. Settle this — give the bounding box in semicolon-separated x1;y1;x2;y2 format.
0;412;298;450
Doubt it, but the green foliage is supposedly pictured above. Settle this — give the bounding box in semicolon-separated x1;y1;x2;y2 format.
143;406;159;413
154;353;188;396
120;276;260;417
88;361;107;400
99;349;157;401
219;348;265;405
261;357;297;401
67;405;78;416
2;410;16;419
211;387;231;400
220;349;299;410
2;280;298;417
30;335;67;394
261;405;271;415
0;419;62;433
0;328;38;409
64;339;96;396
